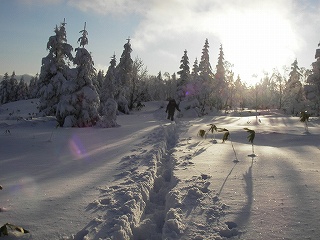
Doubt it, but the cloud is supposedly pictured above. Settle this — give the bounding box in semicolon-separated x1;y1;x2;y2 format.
67;0;154;15
127;0;320;81
19;0;320;80
19;0;63;5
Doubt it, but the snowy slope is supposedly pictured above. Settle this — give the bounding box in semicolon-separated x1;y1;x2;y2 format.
0;100;320;240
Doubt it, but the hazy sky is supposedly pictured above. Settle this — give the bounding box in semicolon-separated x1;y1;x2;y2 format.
1;0;320;85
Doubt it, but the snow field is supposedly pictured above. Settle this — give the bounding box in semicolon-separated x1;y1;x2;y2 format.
1;100;320;240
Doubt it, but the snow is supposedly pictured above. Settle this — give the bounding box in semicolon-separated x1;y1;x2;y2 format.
1;99;320;239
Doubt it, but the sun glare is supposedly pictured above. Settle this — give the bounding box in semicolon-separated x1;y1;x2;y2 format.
214;7;298;85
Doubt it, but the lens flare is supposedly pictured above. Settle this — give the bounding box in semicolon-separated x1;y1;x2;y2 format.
9;177;38;197
69;134;87;160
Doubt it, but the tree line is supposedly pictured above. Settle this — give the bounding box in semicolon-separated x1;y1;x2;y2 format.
1;19;320;128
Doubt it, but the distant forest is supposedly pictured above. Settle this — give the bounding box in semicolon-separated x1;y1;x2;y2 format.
1;20;320;127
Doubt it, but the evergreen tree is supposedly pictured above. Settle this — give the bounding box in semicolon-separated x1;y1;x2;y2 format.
191;58;199;77
95;70;104;96
214;44;228;110
197;39;214;114
198;38;213;79
283;59;304;114
155;71;165;100
147;71;167;101
56;22;100;127
176;49;190;101
97;53;118;127
28;74;40;99
0;73;10;104
306;43;320;115
161;72;176;100
100;54;117;105
8;72;18;102
38;19;73;116
233;75;246;109
17;76;28;100
97;54;118;128
114;38;133;114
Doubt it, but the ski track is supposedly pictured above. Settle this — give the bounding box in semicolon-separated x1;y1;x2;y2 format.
69;118;237;240
68;122;179;240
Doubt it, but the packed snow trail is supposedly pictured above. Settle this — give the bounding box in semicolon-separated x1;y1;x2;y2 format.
73;122;179;240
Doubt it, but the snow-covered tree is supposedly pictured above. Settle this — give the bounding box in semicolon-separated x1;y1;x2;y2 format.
214;44;228;110
176;49;190;101
128;57;148;109
97;53;118;128
56;22;100;127
96;98;118;128
28;74;40;99
38;20;73;116
283;59;305;114
16;76;29;100
95;70;104;96
271;68;287;110
8;72;18;102
233;75;246;110
114;38;133;114
198;38;213;79
100;54;117;105
0;73;10;104
191;58;199;77
147;71;167;101
152;72;176;101
305;43;320;115
197;39;214;113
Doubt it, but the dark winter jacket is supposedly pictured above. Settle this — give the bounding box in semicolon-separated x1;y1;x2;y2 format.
166;99;180;114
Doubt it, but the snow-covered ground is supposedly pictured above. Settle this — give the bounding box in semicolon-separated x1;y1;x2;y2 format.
1;99;320;240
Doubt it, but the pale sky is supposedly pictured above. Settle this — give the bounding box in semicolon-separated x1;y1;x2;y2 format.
1;0;320;85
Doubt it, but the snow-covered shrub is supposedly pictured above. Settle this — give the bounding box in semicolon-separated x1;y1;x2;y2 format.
179;98;201;118
117;94;130;114
97;98;118;128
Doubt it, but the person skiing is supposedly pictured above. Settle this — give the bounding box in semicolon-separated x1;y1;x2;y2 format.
166;99;180;121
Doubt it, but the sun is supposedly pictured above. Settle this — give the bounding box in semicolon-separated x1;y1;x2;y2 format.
214;6;298;85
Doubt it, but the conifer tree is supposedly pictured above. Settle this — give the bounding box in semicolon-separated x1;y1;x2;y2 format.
28;74;40;99
100;54;117;104
56;22;100;127
97;54;118;128
191;58;199;77
0;73;10;104
147;71;166;101
176;49;190;101
38;19;73;116
234;75;246;109
8;72;18;102
214;44;228;110
17;77;28;100
198;38;213;79
187;58;201;100
197;39;214;113
283;59;304;114
95;70;104;96
114;38;133;114
306;44;320;115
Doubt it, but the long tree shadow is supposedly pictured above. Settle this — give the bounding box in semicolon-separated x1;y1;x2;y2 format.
233;157;254;227
217;161;239;196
